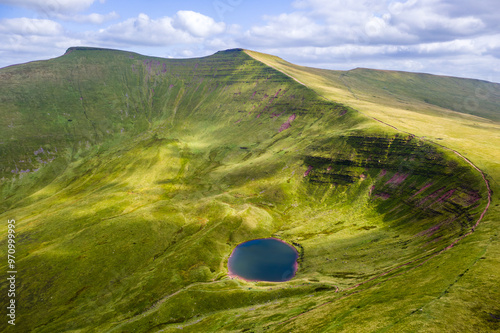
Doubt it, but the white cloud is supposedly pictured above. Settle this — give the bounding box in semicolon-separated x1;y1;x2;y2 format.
0;27;82;68
415;39;481;56
0;0;97;15
0;0;118;24
243;13;325;46
388;0;486;40
362;16;417;44
483;37;500;59
0;18;63;35
94;13;196;46
292;0;386;17
94;11;225;47
55;11;119;24
241;2;418;47
172;10;225;38
205;36;239;50
269;0;489;46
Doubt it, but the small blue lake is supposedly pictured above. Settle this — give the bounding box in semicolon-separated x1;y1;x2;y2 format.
228;238;298;282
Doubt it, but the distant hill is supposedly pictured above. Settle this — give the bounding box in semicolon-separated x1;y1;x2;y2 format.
338;67;500;122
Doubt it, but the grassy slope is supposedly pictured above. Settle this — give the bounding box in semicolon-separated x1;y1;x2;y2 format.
245;51;500;182
0;48;496;332
246;50;500;332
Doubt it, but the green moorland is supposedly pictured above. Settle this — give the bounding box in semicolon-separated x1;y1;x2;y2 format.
0;47;498;332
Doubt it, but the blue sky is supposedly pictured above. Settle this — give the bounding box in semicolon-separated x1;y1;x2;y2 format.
1;0;499;82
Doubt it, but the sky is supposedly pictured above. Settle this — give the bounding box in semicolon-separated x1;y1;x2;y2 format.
0;0;499;82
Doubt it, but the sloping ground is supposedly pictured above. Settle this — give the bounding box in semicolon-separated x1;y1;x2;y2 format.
319;67;500;122
245;50;500;181
0;48;495;332
246;50;499;332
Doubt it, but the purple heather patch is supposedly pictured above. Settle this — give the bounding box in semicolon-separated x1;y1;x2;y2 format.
375;193;391;200
437;189;455;203
279;113;296;132
416;217;457;238
418;187;445;206
304;166;313;177
385;172;408;185
417;223;442;237
464;190;481;205
413;182;433;197
279;123;291;132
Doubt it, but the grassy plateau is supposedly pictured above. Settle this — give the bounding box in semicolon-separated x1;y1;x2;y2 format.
0;47;498;332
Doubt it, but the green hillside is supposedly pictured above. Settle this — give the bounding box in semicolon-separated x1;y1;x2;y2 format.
0;48;498;332
358;69;499;120
312;67;500;122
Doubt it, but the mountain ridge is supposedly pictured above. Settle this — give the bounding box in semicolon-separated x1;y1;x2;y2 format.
0;47;498;332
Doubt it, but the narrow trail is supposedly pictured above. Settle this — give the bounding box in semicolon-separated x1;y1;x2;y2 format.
108;279;228;332
268;66;493;329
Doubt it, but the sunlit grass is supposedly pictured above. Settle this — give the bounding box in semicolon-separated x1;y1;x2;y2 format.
0;48;497;332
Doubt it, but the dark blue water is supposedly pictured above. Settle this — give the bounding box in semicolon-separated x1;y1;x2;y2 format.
228;238;298;282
